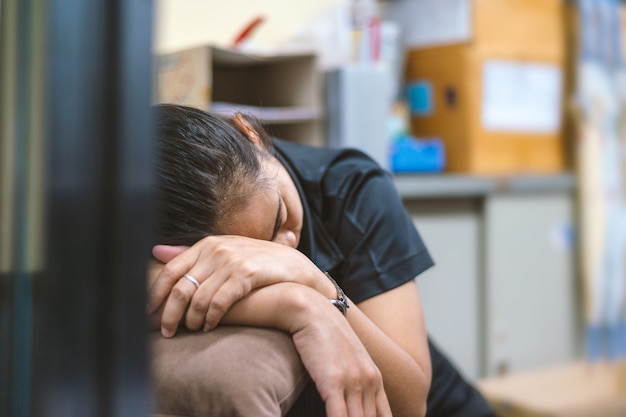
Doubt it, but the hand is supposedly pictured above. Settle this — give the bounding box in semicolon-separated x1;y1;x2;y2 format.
289;293;392;417
147;235;333;337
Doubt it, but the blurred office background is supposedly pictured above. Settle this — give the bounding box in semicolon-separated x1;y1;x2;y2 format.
2;0;625;416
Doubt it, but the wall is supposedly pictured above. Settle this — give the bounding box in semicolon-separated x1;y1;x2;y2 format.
154;0;343;54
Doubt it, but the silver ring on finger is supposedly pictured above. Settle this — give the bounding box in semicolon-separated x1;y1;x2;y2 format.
183;273;200;289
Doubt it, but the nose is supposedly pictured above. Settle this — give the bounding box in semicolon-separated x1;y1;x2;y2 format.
274;229;297;248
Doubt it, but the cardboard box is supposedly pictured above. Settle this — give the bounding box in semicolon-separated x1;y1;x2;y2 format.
476;361;626;417
405;0;566;174
155;46;211;111
154;46;324;145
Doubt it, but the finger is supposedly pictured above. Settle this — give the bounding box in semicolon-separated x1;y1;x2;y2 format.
374;388;392;417
185;280;215;331
203;275;251;330
345;388;366;417
152;244;188;263
160;277;198;338
324;392;348;417
179;264;241;331
147;248;202;313
361;388;378;417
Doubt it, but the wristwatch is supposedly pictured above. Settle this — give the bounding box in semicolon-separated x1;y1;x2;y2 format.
324;271;349;316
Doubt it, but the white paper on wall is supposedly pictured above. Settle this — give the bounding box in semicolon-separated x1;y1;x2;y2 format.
481;60;563;134
383;0;471;48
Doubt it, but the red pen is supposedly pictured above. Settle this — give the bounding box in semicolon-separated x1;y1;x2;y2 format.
232;16;265;49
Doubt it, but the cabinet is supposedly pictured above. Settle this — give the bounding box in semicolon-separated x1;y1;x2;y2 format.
399;174;579;380
484;192;577;376
407;197;484;380
155;46;324;146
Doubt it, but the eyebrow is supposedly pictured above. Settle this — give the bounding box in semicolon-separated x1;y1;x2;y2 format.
270;193;282;241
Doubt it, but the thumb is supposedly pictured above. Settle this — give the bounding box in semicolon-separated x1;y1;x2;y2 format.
152;245;189;263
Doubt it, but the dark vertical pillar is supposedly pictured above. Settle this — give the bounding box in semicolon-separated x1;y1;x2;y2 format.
31;0;155;416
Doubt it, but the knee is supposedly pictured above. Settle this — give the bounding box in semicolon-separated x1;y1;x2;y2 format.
151;326;309;417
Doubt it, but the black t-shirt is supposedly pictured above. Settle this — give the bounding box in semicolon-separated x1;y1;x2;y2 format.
273;138;434;304
275;139;497;417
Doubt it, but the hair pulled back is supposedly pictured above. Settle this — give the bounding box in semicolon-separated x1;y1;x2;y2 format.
154;104;273;246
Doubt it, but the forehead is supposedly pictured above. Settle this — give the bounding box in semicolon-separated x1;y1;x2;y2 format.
218;184;278;241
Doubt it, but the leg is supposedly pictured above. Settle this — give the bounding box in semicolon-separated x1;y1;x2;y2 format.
426;338;497;417
151;326;309;417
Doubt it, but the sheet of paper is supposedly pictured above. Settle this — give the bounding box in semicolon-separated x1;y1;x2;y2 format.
481;60;563;134
383;0;471;48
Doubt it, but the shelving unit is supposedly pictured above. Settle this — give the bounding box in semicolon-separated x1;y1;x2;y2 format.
155;46;325;146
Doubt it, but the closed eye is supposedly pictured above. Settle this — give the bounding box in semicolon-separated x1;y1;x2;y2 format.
270;194;282;241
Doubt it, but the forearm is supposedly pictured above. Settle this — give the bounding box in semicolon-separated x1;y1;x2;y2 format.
304;271;430;416
147;286;429;417
147;260;429;415
238;284;395;417
148;281;316;333
346;300;430;417
222;279;430;416
219;282;319;332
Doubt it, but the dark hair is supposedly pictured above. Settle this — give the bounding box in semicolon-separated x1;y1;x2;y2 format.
153;104;273;246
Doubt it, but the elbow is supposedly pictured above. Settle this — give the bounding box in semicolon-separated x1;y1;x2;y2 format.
410;362;431;417
418;351;432;417
410;392;428;417
417;373;430;417
389;370;430;417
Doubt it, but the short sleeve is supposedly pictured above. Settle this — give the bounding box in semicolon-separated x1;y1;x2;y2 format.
321;154;434;304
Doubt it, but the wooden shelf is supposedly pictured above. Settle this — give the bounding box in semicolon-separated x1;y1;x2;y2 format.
155;46;324;146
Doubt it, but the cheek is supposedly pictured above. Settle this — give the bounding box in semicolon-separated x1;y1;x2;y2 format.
284;190;303;226
275;230;297;248
289;200;303;232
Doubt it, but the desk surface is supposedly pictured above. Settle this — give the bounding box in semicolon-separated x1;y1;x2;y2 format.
394;173;576;199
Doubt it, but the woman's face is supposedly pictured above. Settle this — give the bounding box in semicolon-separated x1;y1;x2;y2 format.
217;156;303;249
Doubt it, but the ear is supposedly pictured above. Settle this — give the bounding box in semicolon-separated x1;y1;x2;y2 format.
233;113;262;148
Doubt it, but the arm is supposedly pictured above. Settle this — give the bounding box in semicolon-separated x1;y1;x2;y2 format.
148;256;430;417
147;262;392;417
227;276;431;417
148;237;340;332
354;281;431;417
148;165;432;415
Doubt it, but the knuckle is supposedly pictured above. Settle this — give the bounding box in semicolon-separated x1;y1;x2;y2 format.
209;297;229;316
226;282;249;303
162;263;181;279
238;260;255;277
237;280;251;298
324;368;345;390
364;365;383;387
161;316;178;330
170;286;190;303
342;360;381;389
185;316;203;331
350;368;367;385
190;297;210;314
212;241;232;258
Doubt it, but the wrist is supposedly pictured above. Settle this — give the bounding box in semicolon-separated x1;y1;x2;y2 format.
306;268;340;299
275;283;339;334
324;272;349;316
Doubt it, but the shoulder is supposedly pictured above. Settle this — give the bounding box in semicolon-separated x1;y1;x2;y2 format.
273;138;388;195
